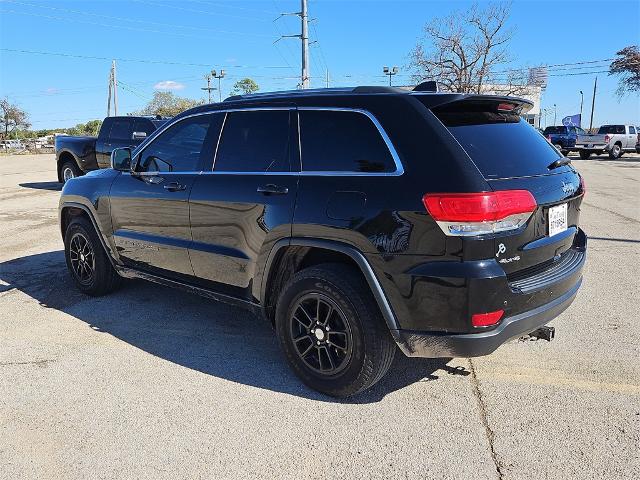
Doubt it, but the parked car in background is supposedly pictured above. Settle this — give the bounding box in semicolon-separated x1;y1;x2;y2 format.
636;126;640;153
543;125;585;155
1;139;25;150
59;87;587;397
575;124;637;159
55;116;167;183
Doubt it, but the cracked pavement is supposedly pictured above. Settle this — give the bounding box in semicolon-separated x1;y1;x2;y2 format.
0;154;638;479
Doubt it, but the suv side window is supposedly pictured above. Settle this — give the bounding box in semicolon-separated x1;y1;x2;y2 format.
109;119;133;141
299;110;395;173
136;114;221;173
214;110;291;172
629;126;636;134
133;119;156;136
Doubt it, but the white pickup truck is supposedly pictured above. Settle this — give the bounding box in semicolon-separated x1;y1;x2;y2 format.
575;124;638;159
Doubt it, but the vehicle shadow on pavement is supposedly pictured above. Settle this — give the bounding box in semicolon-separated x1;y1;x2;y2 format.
18;182;62;191
0;251;465;403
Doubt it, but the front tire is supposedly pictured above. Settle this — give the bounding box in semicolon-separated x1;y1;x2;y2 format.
275;263;396;397
64;217;121;296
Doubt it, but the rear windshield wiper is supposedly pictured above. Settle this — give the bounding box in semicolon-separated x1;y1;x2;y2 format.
547;157;572;170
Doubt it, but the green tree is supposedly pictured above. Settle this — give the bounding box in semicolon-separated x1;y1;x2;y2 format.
231;78;259;96
609;45;640;96
0;98;30;140
133;91;203;117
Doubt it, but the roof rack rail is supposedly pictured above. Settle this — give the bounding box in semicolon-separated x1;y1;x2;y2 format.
223;85;405;102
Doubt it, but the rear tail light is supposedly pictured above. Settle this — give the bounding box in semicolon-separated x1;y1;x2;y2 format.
471;309;504;327
423;190;537;236
579;175;586;197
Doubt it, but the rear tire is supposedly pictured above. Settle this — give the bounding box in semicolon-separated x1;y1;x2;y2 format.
60;160;82;184
609;143;622;159
64;217;121;296
579;150;591;160
275;263;396;397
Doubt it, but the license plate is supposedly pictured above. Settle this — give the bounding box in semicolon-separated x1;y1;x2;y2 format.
548;203;568;237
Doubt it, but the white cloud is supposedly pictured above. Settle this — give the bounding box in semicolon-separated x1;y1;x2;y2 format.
154;80;185;91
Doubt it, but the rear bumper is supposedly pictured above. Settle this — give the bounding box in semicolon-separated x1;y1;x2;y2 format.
575;144;607;151
393;276;581;358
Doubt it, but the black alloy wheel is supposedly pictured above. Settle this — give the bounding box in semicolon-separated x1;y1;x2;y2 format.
290;293;353;376
68;231;96;286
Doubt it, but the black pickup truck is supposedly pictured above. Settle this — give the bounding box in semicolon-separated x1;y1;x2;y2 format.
55;116;167;183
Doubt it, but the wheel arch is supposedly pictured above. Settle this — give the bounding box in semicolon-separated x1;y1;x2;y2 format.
60;202;117;267
57;150;80;182
259;238;400;335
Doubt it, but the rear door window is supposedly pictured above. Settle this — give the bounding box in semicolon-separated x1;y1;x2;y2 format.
299;110;396;173
214;110;291;172
629;126;636;134
109;119;133;141
543;126;567;135
433;101;565;179
133;119;156;136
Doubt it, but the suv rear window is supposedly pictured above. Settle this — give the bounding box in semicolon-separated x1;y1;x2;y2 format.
299;110;396;173
598;125;625;134
433;101;564;179
543;126;568;135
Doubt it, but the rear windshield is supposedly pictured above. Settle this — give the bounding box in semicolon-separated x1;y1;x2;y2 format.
597;125;625;134
433;103;564;179
543;126;567;135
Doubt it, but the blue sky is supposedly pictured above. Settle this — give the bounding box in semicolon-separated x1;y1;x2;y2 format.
0;0;638;130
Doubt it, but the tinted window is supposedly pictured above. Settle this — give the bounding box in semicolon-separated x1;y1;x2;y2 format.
577;127;586;135
543;126;567;135
109;119;133;141
629;126;636;134
598;125;625;134
137;114;221;172
299;110;395;172
214;110;290;172
435;105;565;179
133;119;156;136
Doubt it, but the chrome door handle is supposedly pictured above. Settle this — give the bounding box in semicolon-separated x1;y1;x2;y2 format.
164;182;186;192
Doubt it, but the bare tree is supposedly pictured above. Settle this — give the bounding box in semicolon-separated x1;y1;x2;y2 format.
0;98;30;140
609;45;640;96
409;2;528;94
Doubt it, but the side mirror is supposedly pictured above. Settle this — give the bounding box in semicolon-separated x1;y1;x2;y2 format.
111;147;132;172
132;131;147;140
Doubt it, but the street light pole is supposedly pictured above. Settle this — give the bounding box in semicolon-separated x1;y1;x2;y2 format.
212;69;226;102
553;104;557;125
383;66;398;86
579;90;584;119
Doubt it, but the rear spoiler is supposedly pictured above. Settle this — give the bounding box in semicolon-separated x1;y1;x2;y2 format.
414;93;534;115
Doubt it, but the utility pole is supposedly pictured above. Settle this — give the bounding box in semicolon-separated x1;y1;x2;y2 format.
201;73;216;103
107;60;118;116
553;103;557;125
212;69;225;101
301;0;309;89
112;60;118;116
275;0;311;89
325;69;330;88
589;76;597;131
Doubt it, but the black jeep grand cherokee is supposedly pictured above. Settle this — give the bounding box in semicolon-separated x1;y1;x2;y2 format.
59;87;587;397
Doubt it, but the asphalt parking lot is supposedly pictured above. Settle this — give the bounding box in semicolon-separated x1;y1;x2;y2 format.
0;153;638;479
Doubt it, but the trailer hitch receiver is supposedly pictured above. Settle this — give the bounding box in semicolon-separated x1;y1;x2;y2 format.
521;325;555;342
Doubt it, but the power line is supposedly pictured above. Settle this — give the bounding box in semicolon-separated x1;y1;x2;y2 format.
2;0;272;37
0;8;263;43
0;48;290;69
131;0;270;22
